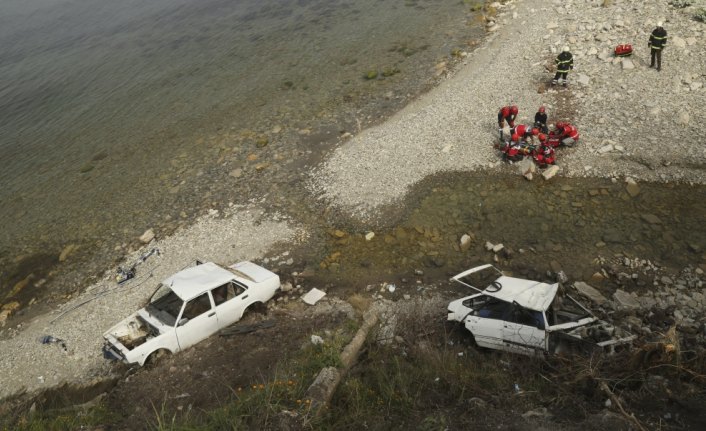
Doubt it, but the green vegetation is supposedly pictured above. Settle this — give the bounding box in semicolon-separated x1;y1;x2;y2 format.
695;7;706;22
2;404;115;431
364;70;378;80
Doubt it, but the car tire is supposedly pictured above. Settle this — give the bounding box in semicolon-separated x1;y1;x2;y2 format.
145;349;169;367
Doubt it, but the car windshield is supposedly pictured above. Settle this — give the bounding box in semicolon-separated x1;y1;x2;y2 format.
146;284;183;326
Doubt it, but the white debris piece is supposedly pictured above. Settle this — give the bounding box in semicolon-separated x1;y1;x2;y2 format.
302;288;327;305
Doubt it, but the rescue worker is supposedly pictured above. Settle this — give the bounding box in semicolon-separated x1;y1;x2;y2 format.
554;122;579;147
511;124;540;145
497;105;518;140
534;106;548;133
552;46;574;86
533;134;556;167
649;22;668;71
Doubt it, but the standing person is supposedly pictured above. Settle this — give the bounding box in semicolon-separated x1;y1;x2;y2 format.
649;22;668;71
534;106;548;133
552;46;573;86
497;105;518;140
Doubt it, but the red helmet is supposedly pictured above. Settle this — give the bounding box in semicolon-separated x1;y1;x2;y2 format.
510;105;518;115
511;133;519;141
539;106;546;113
538;133;547;142
532;128;539;136
555;121;565;129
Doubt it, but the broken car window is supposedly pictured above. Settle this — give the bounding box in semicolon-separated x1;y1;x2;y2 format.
474;297;512;320
211;283;236;306
147;284;184;326
181;293;213;321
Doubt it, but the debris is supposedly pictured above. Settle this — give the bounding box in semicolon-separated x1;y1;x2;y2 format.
39;335;67;351
386;284;396;293
116;247;160;284
302;288;326;305
365;232;375;241
311;335;324;345
220;320;276;336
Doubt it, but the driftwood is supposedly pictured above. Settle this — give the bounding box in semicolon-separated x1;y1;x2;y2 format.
305;309;379;415
598;381;647;431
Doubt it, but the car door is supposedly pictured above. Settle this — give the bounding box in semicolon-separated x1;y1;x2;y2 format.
174;292;219;351
501;305;547;354
464;297;512;350
211;281;249;329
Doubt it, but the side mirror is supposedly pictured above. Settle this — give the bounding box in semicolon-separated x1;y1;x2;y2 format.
178;318;189;326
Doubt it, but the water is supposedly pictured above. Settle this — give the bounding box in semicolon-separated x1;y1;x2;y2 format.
0;0;482;296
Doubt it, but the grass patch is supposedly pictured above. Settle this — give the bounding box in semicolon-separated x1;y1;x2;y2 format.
3;403;116;431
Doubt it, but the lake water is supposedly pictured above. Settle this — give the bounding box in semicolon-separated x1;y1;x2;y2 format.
0;0;482;297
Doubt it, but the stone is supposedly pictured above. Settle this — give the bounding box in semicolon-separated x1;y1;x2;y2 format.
139;229;155;244
597;144;614;154
542;165;560;180
576;73;590;86
640;214;662;224
625;178;640;197
492;243;504;253
613;289;640;310
460;234;472;252
59;244;76;262
333;230;346;238
517;158;536;180
621;58;635;70
365;232;375;241
281;282;293;292
485;241;494;251
546;22;559;30
574;281;608;305
229;168;243;178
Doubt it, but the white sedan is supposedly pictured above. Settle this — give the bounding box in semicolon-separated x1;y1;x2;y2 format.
447;264;634;356
103;261;280;365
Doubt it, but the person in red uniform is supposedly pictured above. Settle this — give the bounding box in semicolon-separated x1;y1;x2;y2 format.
511;124;538;143
533;133;556;167
549;122;579;147
497;105;518;140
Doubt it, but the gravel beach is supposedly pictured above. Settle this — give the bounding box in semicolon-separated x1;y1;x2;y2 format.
1;0;705;402
310;0;706;220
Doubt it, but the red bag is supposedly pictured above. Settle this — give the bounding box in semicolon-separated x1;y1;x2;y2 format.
614;44;633;57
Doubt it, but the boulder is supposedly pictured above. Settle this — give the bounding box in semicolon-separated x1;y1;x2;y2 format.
613;289;640;310
517;158;536;180
625;178;640;197
139;229;155;244
574;281;608;305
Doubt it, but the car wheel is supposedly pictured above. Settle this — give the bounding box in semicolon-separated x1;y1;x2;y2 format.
145;349;169;367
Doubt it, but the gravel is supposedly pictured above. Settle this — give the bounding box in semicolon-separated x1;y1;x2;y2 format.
309;0;706;220
0;205;301;399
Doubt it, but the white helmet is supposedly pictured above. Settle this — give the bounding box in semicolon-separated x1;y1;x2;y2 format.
657;21;663;27
562;46;570;52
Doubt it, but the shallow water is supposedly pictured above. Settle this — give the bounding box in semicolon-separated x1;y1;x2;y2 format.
312;173;706;291
0;0;482;297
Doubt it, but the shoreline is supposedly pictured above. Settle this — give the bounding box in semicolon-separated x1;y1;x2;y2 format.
1;0;705;403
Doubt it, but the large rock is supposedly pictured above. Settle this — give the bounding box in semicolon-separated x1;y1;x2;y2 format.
574;282;608;305
625;178;640;197
139;228;155;244
613;289;640;310
517;158;536;180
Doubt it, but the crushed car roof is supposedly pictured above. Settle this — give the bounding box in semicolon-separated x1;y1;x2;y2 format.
163;262;235;300
452;265;559;312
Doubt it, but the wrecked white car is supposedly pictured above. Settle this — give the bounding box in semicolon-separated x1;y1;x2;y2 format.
447;264;634;356
103;261;279;365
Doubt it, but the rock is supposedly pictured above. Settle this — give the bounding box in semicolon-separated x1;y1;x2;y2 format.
365;232;375;241
640;214;662;224
625;178;640;197
574;281;608;305
613;289;640;310
229;168;243;178
672;36;686;49
517;158;536;180
546;22;559;30
281;282;293;292
492;243;504;253
597;144;614;154
576;73;590;85
460;234;472;252
542;165;560;180
485;241;494;251
139;229;155;244
333;230;346;238
59;244;76;262
621;58;635;70
590;272;605;283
